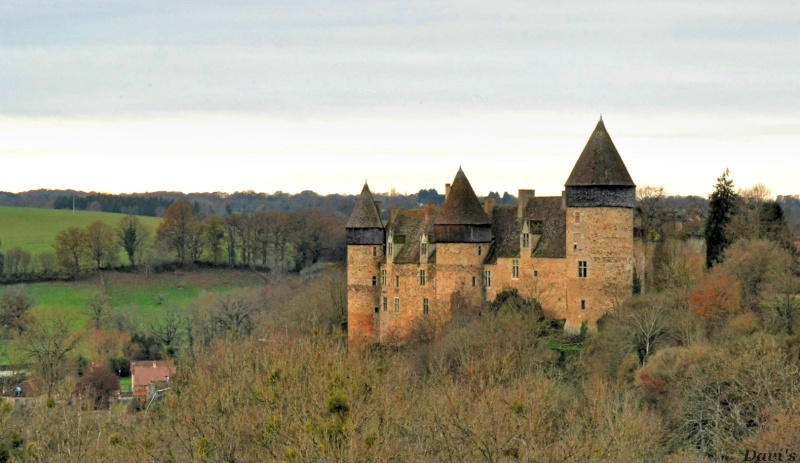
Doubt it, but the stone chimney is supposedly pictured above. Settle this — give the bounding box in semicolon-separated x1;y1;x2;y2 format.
518;189;535;218
445;183;451;198
483;196;496;215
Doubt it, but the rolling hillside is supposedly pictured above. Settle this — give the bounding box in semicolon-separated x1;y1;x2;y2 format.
0;206;162;255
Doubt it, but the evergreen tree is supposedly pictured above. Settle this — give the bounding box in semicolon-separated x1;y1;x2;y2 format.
704;169;737;268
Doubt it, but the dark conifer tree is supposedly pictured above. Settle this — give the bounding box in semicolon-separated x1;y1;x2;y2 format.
704;169;737;268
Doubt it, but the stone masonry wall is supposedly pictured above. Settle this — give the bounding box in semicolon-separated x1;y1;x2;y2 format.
434;242;486;315
484;257;567;318
378;261;437;343
564;207;633;332
347;245;383;345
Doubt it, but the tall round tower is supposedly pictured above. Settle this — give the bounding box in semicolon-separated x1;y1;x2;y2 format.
433;168;492;314
563;118;636;332
346;182;384;345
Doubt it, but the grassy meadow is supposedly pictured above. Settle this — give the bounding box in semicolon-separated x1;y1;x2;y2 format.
0;206;162;255
0;269;269;365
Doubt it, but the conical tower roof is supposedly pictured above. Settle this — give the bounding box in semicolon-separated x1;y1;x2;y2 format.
434;168;490;225
565;118;635;187
347;183;383;228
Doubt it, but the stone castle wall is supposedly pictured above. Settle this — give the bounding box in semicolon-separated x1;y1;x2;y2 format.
564;207;633;332
484;256;567;318
346;245;382;345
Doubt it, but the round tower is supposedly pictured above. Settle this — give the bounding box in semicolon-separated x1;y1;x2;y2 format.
563;118;636;332
346;182;384;346
432;168;492;314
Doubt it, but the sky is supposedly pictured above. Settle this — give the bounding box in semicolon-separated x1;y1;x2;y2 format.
1;0;799;198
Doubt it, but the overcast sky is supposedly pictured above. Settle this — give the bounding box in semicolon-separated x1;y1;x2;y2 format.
1;0;799;197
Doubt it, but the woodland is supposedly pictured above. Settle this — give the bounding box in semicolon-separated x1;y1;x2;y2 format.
0;171;799;462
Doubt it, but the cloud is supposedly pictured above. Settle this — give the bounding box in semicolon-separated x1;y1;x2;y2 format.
1;0;798;117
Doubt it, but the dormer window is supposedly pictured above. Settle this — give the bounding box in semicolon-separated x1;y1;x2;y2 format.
522;233;530;248
420;242;428;258
387;242;393;259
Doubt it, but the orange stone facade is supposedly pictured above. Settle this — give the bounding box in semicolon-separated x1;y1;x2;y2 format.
347;119;639;344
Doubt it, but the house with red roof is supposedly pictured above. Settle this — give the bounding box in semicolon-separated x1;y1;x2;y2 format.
131;360;175;402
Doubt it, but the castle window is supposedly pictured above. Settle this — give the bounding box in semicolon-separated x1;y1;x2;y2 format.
574;212;581;224
578;260;588;278
381;269;386;286
395;275;400;288
383;297;387;312
472;276;476;287
522;233;530;248
419;269;426;286
372;276;377;286
534;270;538;277
580;299;586;310
374;306;379;313
387;243;393;259
394;297;400;313
478;245;482;256
420;242;428;258
512;259;519;279
423;297;429;315
484;270;492;288
373;246;377;257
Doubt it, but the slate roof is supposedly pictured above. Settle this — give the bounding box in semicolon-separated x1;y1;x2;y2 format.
565;118;635;187
347;183;384;229
434;168;491;225
484;206;520;264
524;196;566;258
388;208;438;264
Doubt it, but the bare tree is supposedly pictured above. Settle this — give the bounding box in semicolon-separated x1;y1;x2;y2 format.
53;226;87;276
86;291;110;330
149;304;184;357
23;314;81;398
636;186;667;293
623;298;671;365
202;215;226;264
157;200;198;264
729;183;771;241
85;220;120;269
0;285;33;335
211;292;259;337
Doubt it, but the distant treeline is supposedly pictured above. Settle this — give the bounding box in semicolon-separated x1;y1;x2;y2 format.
0;188;516;220
8;187;800;227
53;193;173;217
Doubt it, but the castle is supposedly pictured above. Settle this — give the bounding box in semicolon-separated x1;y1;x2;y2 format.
346;118;637;345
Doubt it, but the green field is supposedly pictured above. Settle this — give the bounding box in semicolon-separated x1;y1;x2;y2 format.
0;206;162;255
3;269;266;324
0;268;268;366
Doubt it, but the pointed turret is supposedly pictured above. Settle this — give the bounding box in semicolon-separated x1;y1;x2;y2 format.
346;182;385;245
565;118;636;207
434;168;492;242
